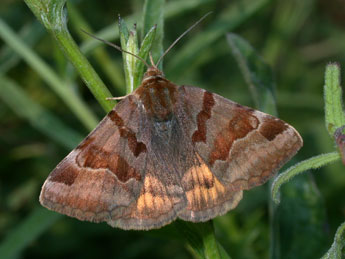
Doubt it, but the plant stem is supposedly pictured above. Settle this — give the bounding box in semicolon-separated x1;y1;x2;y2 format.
67;2;125;92
271;152;341;204
24;0;115;113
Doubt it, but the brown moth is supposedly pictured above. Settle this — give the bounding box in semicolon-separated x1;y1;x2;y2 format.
40;17;303;230
40;64;303;230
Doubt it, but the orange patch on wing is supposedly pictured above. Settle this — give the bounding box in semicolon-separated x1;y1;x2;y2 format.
136;176;168;214
183;156;226;211
137;192;154;213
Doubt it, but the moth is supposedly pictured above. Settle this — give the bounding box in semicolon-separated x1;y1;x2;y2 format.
40;18;303;230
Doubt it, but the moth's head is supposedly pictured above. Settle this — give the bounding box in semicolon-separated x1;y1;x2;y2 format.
143;66;165;80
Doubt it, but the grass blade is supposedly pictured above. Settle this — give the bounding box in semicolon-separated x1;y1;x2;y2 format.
227;32;276;113
0;21;44;74
142;0;165;68
134;25;156;89
166;0;270;78
0;75;83;149
0;207;61;259
0;18;98;130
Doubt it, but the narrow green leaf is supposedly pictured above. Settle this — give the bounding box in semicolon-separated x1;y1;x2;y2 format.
119;20;156;92
164;0;213;18
119;17;130;43
119;17;140;94
166;0;270;78
127;31;139;93
119;17;131;93
0;207;61;259
321;221;345;259
134;25;157;89
0;18;98;130
24;0;115;113
271;152;341;204
0;75;83;149
262;0;314;64
324;63;345;136
227;33;276;113
0;21;44;74
142;0;165;68
175;221;223;259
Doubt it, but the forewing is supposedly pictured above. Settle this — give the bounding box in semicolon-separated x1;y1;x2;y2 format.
175;86;302;221
40;95;150;227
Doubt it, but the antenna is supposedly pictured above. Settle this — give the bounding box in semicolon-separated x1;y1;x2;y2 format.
149;52;156;68
82;12;212;69
81;29;150;68
155;12;212;67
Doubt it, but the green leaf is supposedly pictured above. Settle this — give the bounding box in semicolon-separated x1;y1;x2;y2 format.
321;221;345;259
262;0;314;64
0;207;61;259
134;25;157;89
166;0;270;78
119;16;130;43
0;18;98;130
227;32;276;113
164;0;213;18
324;63;345;136
119;17;140;94
0;21;44;74
0;75;83;149
119;19;156;92
142;0;165;68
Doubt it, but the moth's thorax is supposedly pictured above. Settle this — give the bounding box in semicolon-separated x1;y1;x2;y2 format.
135;67;178;121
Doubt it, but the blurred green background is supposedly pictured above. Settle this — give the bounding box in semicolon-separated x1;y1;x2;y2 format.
1;0;345;258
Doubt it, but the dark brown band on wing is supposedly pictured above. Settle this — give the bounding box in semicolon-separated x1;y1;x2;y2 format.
259;118;288;141
208;111;259;166
192;91;215;144
109;110;147;157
